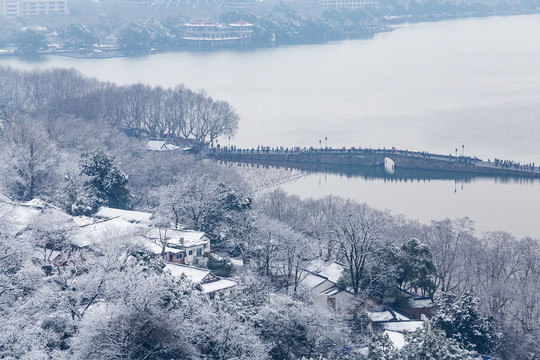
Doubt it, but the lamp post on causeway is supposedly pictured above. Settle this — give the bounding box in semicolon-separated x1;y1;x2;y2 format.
325;137;327;149
462;144;464;156
319;139;322;149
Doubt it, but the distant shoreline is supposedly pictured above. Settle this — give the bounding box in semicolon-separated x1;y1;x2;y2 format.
1;11;538;59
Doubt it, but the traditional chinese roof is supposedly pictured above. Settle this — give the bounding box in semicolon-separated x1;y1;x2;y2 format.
165;263;213;283
201;279;237;294
0;198;73;236
230;20;254;27
381;321;424;332
185;19;218;27
95;207;153;224
145;139;180;151
307;259;346;283
71;217;145;248
145;228;209;248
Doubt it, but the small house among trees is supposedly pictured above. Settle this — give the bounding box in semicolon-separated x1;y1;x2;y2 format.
299;261;355;317
392;287;435;320
145;228;211;267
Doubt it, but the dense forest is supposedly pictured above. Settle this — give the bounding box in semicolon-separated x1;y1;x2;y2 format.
1;67;539;359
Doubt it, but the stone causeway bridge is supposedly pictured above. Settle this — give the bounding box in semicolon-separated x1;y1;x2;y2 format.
209;147;540;178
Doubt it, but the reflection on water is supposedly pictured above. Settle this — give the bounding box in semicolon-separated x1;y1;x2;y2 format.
256;161;540;184
383;157;395;175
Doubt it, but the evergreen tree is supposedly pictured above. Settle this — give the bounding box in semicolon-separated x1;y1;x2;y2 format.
433;292;500;355
396;238;436;297
368;332;395;360
79;150;131;211
367;329;478;360
398;329;478;360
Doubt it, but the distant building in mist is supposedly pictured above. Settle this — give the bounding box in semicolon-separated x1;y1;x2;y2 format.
183;19;254;47
0;0;67;17
287;0;379;10
318;0;379;7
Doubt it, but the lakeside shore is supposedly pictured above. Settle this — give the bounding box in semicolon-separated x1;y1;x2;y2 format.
1;9;538;59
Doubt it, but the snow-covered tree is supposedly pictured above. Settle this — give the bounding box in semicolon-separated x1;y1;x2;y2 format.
331;201;390;296
367;332;395;360
367;329;478;360
0;233;42;312
258;293;345;360
433;292;500;355
79;150;131;211
0;121;62;201
278;229;317;293
398;329;478;360
423;217;474;293
156;162;251;243
396;238;436;298
28;206;73;264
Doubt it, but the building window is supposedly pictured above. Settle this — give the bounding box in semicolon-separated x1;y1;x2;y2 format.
168;254;173;261
197;249;202;256
327;298;336;311
188;250;193;255
176;254;183;259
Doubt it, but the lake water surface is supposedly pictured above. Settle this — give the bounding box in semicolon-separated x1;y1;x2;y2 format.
2;14;540;237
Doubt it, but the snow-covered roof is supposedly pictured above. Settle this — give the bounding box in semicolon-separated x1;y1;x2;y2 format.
307;259;346;283
201;279;237;294
95;207;153;224
230;20;254;27
71;217;145;247
164;264;236;295
406;297;434;309
382;321;424;333
384;330;406;349
228;258;243;266
33;248;63;263
301;262;353;298
394;311;411;321
301;272;330;289
321;285;346;296
24;198;62;210
367;308;412;323
138;240;165;255
0;198;73;236
145;228;209;248
213;254;243;266
165;263;212;284
185;19;218;26
396;287;434;309
138;239;189;256
367;310;396;322
145;139;180;151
